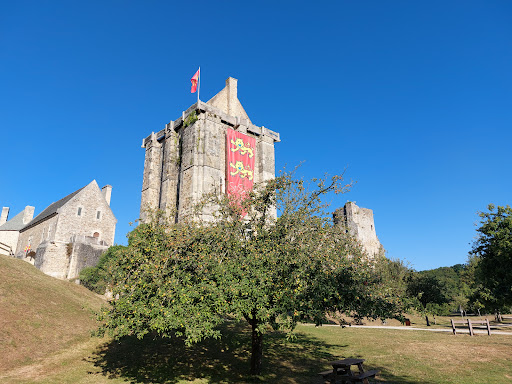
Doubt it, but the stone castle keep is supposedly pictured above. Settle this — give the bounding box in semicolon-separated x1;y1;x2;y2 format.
140;77;280;221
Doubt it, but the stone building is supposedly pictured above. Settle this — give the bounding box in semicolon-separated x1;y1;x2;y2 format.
140;77;280;222
333;202;384;259
2;180;116;279
0;206;35;256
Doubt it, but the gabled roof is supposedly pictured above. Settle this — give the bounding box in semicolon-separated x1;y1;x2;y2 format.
0;210;27;231
21;186;85;231
207;77;252;123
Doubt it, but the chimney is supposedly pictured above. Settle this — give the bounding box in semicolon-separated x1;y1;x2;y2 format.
0;207;9;226
226;77;238;116
102;185;112;206
23;206;35;224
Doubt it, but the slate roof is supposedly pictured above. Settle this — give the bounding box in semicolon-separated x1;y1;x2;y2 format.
0;210;28;231
22;186;85;231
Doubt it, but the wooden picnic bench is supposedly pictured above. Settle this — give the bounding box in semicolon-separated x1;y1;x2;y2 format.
319;358;379;384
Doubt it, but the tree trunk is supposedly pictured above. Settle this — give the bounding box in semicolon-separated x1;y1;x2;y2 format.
249;318;263;375
425;315;430;326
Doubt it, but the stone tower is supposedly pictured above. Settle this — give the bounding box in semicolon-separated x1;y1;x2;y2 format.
333;202;383;259
140;77;280;222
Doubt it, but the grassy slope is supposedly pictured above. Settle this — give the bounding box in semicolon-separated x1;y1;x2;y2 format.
0;254;104;372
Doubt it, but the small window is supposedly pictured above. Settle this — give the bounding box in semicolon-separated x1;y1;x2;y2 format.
77;207;82;216
93;232;100;238
96;210;101;220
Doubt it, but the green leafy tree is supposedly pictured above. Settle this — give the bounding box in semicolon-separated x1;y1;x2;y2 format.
97;171;403;375
418;265;476;313
462;256;494;315
375;257;413;312
406;273;448;325
470;204;512;310
79;245;126;294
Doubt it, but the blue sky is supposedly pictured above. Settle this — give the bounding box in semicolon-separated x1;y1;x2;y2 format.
1;1;511;271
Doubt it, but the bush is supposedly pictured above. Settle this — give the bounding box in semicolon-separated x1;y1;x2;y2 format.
80;245;125;294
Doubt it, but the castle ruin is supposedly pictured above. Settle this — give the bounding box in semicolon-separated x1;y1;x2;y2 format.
140;77;280;221
334;202;384;259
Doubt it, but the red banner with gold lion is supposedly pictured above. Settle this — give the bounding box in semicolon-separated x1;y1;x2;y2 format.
226;128;255;200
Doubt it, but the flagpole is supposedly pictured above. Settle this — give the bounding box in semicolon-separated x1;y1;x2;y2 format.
197;67;201;103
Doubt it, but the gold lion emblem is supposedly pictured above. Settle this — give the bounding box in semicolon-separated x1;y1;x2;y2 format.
230;138;254;158
229;161;253;180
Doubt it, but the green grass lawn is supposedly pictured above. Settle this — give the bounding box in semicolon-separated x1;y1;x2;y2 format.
1;255;511;383
2;321;511;384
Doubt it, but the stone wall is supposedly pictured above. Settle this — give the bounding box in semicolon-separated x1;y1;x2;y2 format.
33;236;108;279
66;235;108;279
55;181;116;246
16;215;58;263
333;202;383;259
0;231;18;256
34;241;69;279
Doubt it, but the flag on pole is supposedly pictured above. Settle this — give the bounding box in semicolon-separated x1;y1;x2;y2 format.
191;68;200;93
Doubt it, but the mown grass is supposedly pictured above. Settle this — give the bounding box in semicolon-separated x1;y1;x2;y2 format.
0;254;104;372
3;320;512;383
1;254;511;383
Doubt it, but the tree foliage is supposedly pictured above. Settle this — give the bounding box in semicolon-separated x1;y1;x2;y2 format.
97;171;403;375
406;274;448;310
470;204;512;309
79;245;126;294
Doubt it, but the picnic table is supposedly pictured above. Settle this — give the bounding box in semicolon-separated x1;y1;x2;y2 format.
319;358;379;384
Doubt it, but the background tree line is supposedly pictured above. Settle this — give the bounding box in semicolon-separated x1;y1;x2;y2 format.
378;204;512;322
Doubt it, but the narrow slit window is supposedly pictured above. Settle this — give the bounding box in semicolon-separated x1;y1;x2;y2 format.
96;211;101;220
77;207;82;216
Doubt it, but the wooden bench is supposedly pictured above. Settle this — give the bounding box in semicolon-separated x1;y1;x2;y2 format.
318;367;379;383
318;369;334;379
343;369;379;382
318;369;349;383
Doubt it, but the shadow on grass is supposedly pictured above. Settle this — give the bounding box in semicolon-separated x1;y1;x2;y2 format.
88;321;434;384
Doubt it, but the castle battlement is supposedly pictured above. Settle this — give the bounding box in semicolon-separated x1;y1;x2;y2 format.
141;100;280;148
